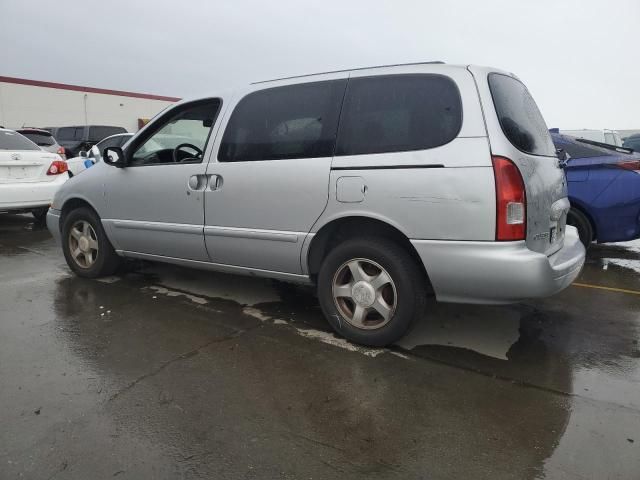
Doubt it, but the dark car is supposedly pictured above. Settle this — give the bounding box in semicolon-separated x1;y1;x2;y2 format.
15;128;67;159
623;134;640;152
45;125;127;158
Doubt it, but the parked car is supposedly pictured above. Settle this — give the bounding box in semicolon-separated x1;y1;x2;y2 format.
0;128;68;221
66;133;133;176
560;128;623;147
15;128;67;159
47;63;585;346
45;125;127;158
552;132;640;246
622;134;640;152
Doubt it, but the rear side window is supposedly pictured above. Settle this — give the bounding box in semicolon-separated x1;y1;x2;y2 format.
218;79;347;162
489;73;555;157
335;74;462;156
0;131;40;151
89;126;126;142
57;127;84;141
20;132;55;146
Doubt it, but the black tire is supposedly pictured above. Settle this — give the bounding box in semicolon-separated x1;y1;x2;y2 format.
317;237;427;347
61;207;122;278
567;207;593;248
32;207;48;223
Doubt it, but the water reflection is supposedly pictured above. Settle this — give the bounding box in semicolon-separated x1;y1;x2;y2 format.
51;268;572;478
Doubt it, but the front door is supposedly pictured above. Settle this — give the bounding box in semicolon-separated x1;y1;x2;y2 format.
101;99;222;261
204;78;347;274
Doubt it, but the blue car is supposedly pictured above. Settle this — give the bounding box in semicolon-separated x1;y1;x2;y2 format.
551;132;640;247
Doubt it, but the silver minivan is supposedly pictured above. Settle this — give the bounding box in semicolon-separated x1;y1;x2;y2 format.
47;63;586;346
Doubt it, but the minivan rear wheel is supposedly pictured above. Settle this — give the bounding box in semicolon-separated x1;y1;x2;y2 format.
317;237;426;347
62;207;122;278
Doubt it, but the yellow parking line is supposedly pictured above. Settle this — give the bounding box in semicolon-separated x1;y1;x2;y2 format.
572;282;640;296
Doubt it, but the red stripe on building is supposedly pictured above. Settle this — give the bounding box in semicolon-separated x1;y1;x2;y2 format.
0;75;181;102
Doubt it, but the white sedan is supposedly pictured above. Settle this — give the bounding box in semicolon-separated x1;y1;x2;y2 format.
0;128;69;221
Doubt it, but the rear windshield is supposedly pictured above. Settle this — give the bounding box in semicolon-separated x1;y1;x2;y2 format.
19;132;55;146
488;73;556;157
0;131;41;151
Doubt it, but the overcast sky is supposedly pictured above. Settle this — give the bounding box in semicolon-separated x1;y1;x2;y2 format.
1;0;638;129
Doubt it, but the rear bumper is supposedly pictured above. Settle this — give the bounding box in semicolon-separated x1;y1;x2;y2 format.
0;175;68;212
47;208;62;245
411;226;586;304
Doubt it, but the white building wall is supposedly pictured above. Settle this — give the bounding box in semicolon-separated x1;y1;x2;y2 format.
0;81;177;133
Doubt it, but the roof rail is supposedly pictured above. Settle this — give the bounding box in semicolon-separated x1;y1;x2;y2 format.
252;61;446;85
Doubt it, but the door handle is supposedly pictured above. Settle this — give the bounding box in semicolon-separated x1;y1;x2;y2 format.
209;174;223;191
188;174;207;191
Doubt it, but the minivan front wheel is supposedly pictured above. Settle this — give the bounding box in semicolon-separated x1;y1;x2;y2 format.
317;238;426;347
62;207;121;278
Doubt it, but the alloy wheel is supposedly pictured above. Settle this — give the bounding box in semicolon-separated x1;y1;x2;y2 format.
332;258;397;330
68;220;99;269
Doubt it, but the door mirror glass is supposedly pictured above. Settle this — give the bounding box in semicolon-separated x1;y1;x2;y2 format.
103;147;126;167
79;150;88;158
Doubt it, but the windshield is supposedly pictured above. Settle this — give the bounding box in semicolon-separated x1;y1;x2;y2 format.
0;131;41;151
552;134;627;159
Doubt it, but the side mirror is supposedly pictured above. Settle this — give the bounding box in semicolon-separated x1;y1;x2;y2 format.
79;150;88;158
103;147;126;168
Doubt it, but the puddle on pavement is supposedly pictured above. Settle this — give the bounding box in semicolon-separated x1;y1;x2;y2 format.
396;303;521;360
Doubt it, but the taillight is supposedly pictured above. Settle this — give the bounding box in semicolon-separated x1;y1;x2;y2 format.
47;160;68;176
492;155;526;241
617;160;640;171
57;147;66;160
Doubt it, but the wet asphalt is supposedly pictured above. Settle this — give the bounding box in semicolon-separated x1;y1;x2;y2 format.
0;214;639;480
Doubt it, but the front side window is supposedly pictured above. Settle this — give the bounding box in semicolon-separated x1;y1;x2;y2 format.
489;73;556;157
218;79;347;162
130;100;220;166
0;131;40;151
335;74;462;156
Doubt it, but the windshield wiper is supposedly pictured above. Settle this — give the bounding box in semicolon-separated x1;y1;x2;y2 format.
574;138;634;154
